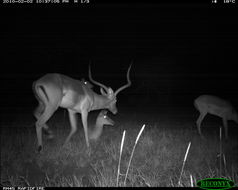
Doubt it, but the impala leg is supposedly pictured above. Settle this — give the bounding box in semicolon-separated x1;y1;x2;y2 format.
222;118;228;139
34;106;54;140
196;112;206;136
81;111;90;148
64;110;77;145
35;106;57;152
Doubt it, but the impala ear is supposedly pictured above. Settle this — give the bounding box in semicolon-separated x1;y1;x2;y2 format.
100;87;107;96
107;88;114;99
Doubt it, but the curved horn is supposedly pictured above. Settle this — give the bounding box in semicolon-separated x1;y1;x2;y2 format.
89;64;108;91
114;63;132;96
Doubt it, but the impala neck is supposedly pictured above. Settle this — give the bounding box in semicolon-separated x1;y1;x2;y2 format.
91;93;111;111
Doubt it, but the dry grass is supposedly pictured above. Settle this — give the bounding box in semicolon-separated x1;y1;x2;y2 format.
1;112;238;187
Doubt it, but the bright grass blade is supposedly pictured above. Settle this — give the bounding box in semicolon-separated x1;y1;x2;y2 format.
123;124;146;186
117;130;126;187
178;141;191;186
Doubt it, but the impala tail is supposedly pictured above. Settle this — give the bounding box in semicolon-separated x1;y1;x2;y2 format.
32;81;49;118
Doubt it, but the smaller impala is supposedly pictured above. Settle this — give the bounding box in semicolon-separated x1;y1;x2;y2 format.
88;110;114;141
194;95;238;138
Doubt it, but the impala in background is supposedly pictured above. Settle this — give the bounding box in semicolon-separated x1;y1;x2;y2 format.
194;95;238;139
33;64;131;152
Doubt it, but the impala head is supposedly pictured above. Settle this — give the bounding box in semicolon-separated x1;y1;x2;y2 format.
99;87;117;114
97;110;115;126
89;63;132;115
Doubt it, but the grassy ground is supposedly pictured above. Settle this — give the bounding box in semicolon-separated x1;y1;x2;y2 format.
1;110;238;187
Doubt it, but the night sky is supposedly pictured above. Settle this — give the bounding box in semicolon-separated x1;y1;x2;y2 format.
2;2;238;121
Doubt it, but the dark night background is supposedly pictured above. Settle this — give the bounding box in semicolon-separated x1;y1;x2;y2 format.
1;2;238;124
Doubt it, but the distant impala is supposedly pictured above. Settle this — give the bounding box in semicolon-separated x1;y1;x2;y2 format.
194;95;238;138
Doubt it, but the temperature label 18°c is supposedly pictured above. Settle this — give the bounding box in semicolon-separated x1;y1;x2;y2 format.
224;0;236;3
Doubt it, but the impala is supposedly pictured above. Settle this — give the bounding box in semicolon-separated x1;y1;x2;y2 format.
194;95;238;138
33;64;131;151
88;110;114;141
